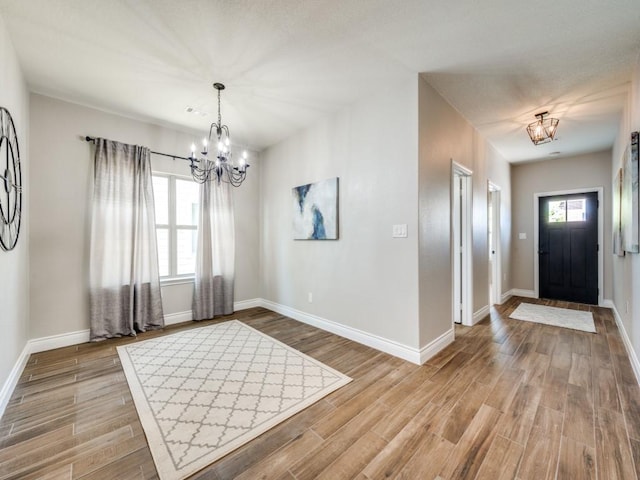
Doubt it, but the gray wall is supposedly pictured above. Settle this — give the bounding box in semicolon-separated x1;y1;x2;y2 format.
510;151;612;300
260;75;421;348
418;77;511;345
611;52;640;362
0;14;29;393
259;74;512;354
28;94;260;339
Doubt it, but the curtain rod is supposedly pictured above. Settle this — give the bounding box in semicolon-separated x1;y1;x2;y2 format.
84;136;190;162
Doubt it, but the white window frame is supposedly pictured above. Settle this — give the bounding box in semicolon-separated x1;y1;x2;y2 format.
153;173;198;284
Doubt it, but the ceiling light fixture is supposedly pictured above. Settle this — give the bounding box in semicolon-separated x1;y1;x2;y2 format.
526;111;559;146
189;83;249;186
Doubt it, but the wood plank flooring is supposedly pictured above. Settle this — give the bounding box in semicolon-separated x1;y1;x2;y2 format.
1;297;639;479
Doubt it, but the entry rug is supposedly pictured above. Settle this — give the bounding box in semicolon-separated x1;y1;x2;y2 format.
509;302;596;333
117;320;352;480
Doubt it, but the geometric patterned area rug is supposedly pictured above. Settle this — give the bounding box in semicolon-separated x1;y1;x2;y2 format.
117;320;352;480
509;302;596;333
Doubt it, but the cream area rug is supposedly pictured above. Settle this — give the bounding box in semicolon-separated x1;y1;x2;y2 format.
509;302;596;333
117;320;352;480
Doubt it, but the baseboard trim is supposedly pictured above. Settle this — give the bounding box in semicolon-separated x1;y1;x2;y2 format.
601;299;615;309
0;343;30;419
501;290;513;303
609;302;640;387
0;328;91;419
510;289;537;298
234;298;261;311
419;328;455;364
472;305;490;325
259;299;429;365
28;329;90;354
164;311;192;326
163;299;261;327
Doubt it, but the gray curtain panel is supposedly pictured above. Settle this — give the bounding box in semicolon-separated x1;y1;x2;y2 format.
192;177;235;320
89;138;164;341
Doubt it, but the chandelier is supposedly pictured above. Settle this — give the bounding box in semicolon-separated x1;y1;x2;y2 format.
526;111;559;145
189;83;249;186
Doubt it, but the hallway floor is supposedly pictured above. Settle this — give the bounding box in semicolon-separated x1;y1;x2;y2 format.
0;297;637;479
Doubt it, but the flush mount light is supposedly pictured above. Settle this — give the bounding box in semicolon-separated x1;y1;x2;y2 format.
526;111;559;145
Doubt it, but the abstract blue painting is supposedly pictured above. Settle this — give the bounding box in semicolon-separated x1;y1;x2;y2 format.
292;177;338;240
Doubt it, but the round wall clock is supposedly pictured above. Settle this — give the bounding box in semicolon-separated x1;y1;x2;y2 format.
0;107;22;251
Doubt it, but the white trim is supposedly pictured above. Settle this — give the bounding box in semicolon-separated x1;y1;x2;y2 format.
0;329;91;418
160;276;195;286
473;305;490;325
29;329;90;354
501;290;513;303
602;299;615;309
510;289;537;298
234;298;261;311
163;299;262;326
259;299;430;365
164;311;193;326
533;187;604;305
452;161;474;327
488;182;502;306
609;302;640;386
0;343;30;419
419;328;455;364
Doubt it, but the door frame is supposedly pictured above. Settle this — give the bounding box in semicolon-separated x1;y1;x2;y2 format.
451;161;473;326
488;181;502;306
533;187;604;306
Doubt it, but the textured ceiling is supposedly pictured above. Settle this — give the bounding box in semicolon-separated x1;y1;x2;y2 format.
0;0;638;162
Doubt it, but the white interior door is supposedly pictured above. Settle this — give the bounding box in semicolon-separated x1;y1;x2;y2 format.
452;162;472;326
453;174;462;324
488;183;502;305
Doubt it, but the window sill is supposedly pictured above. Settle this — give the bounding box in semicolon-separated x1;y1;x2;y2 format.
160;276;195;286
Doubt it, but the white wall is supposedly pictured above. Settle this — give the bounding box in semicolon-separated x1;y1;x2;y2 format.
418;77;511;345
29;94;260;339
511;151;612;300
0;14;29;398
611;52;640;367
260;75;421;349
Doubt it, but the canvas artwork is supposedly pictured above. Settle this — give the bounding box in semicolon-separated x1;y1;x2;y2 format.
292;177;338;240
622;132;640;253
613;167;624;256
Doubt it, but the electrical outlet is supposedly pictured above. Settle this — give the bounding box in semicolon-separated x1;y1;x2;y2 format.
626;300;630;314
308;292;313;303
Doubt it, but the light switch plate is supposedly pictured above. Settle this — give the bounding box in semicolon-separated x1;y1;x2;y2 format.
393;224;408;238
519;232;527;240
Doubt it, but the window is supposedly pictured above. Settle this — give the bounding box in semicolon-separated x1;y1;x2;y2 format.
153;175;199;278
548;198;586;223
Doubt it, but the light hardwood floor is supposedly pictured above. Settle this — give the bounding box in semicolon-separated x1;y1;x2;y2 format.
1;297;639;479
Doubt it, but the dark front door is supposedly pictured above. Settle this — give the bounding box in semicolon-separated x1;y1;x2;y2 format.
539;192;598;304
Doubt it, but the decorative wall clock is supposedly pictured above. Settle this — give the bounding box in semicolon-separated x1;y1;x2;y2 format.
0;107;22;251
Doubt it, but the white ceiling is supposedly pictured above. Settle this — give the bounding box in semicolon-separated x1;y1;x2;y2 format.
0;0;638;162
